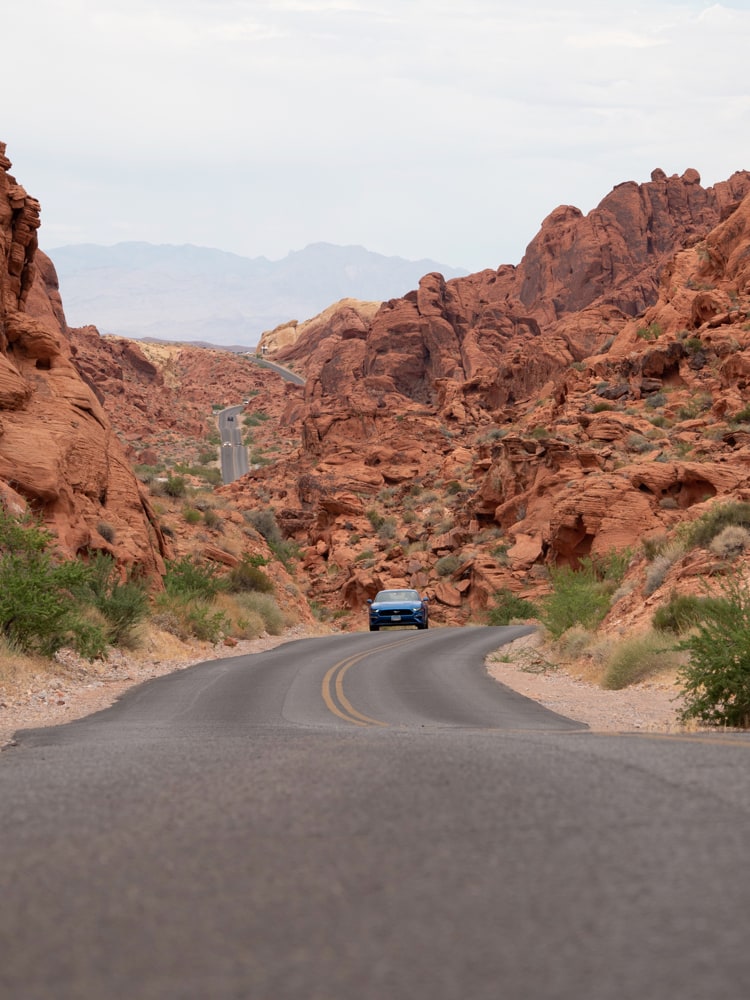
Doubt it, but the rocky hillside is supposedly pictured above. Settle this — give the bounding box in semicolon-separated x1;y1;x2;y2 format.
233;168;750;628
9;139;750;638
0;143;167;578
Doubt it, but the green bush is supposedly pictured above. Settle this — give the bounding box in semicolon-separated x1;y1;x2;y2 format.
601;632;679;690
709;525;750;559
236;592;286;635
163;476;187;498
678;574;750;726
203;508;222;530
653;592;728;634
163;556;223;600
488;588;539;625
227;557;274;594
366;508;385;530
435;554;461;577
183;507;201;525
81;551;150;648
0;511;91;656
152;593;228;643
540;554;627;638
244;508;282;546
0;512;150;658
685;502;750;549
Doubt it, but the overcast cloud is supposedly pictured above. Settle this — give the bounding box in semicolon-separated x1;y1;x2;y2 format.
4;1;750;271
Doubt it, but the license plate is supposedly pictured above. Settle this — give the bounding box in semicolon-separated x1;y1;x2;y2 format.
391;614;401;621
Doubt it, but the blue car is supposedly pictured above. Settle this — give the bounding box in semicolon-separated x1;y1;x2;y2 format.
367;589;429;631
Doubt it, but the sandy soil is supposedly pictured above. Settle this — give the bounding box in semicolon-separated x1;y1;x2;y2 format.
1;627;687;749
486;631;686;733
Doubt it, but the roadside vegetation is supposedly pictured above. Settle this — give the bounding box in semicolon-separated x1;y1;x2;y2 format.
0;510;292;689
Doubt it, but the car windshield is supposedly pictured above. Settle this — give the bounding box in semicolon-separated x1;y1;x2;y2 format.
374;590;420;603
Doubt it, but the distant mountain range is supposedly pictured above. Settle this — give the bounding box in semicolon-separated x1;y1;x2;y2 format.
46;241;468;348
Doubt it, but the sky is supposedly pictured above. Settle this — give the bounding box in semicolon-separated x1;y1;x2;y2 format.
4;0;750;273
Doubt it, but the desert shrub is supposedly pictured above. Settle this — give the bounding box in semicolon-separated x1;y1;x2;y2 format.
488;588;539;625
377;516;397;541
152;593;228;643
653;592;729;634
644;554;675;596
196;467;222;487
227;557;274;594
203;508;222;530
236;592;286;635
685;502;750;549
244;508;282;546
709;525;750;559
636;322;662;341
645;392;668;410
678;574;750;727
97;521;116;543
228;606;266;640
435;554;461;577
163;476;187;498
626;433;652;454
0;511;96;657
553;626;596;660
540;555;626;638
183;507;201;525
269;538;300;569
163;556;223;600
601;632;681;690
80;551;150;649
366;508;385;530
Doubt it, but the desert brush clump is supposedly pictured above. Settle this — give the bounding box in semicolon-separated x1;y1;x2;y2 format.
684;501;750;550
487;588;539;625
540;552;629;638
600;631;682;690
677;573;750;727
708;525;750;560
0;510;150;659
153;555;229;643
653;592;728;634
643;539;686;596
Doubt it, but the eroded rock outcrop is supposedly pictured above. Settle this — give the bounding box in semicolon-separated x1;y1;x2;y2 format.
0;141;168;576
234;169;750;623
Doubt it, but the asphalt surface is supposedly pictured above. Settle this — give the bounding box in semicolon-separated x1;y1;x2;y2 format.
218;405;248;483
2;626;750;1000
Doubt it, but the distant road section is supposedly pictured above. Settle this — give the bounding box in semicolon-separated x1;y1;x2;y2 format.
218;405;248;484
245;355;305;385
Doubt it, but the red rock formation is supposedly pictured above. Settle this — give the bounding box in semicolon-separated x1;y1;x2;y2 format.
238;169;750;622
0;141;168;576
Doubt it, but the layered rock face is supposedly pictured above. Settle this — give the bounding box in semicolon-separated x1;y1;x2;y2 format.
0;142;167;575
239;169;750;624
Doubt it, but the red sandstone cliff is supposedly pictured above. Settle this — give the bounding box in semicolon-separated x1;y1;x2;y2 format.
238;169;750;626
0;142;168;576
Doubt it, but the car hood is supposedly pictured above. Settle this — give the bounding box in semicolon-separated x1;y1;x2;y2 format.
371;599;422;609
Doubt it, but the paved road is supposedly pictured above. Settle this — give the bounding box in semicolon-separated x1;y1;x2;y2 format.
217;404;248;483
247;355;306;385
2;627;750;999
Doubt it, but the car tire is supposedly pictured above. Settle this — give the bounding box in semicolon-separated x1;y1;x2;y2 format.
418;622;428;630
369;624;379;632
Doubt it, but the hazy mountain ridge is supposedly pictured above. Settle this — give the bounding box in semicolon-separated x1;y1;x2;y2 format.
47;240;468;346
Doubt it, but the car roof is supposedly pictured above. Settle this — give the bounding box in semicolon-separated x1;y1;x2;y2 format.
374;589;420;600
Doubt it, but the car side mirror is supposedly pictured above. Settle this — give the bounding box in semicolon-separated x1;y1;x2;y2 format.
366;599;372;605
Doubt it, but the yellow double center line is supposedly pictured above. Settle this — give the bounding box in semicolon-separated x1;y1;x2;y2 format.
321;636;418;727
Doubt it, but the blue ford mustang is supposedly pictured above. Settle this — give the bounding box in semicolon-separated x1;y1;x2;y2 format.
367;589;429;631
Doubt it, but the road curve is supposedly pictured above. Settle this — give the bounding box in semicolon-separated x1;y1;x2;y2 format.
3;627;750;1000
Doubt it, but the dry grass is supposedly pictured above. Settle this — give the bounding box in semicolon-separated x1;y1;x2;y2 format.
0;640;57;696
